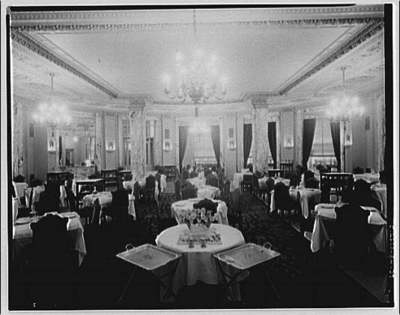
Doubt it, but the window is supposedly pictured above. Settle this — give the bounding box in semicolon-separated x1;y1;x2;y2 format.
192;131;216;165
309;118;336;169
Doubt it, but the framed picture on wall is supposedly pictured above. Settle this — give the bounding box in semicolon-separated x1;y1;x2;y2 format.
284;136;294;148
106;140;116;151
48;137;56;152
227;138;236;150
163;139;172;151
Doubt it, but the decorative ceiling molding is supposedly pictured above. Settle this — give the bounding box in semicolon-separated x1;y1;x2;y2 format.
278;21;383;94
11;30;119;98
9;5;384;33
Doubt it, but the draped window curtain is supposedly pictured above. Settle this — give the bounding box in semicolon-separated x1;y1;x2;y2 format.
330;121;341;170
178;126;188;172
210;125;220;167
268;122;277;168
302;118;316;168
58;136;62;163
243;124;252;168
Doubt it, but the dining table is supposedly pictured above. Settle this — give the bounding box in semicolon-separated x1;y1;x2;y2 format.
231;171;252;191
353;173;380;184
12;211;87;266
13;182;28;200
155;223;246;299
171;198;229;225
310;203;387;253
82;191;136;221
371;183;387;218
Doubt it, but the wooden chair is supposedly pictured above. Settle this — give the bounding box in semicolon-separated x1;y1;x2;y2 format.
241;174;254;193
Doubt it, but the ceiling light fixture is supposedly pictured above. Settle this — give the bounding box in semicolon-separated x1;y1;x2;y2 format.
162;9;228;104
326;66;365;121
32;73;72;126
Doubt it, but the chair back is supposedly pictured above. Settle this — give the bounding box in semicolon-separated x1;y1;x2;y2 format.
145;175;156;190
334;204;370;266
174;179;181;200
181;183;197;199
31;214;69;255
206;174;219;188
91;199;101;226
274;182;292;211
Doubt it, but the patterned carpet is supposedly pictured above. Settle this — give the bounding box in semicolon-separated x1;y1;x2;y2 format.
10;191;386;310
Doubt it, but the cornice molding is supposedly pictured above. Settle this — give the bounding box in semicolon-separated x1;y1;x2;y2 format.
10;5;384;33
11;30;119;98
278;21;383;95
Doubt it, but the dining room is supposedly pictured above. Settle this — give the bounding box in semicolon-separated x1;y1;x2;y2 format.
3;2;397;312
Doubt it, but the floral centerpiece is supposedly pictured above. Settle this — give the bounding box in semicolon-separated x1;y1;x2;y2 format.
179;199;219;236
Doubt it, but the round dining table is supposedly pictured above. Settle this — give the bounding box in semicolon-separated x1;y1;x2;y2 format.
155;223;245;298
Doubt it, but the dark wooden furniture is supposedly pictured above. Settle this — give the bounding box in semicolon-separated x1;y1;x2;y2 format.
268;169;282;178
320;172;354;202
101;169;118;189
162;165;178;180
279;162;293;178
47;171;74;186
75;178;105;208
118;170;132;181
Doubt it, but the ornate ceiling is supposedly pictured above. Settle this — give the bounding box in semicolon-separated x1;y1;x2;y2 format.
9;5;385;112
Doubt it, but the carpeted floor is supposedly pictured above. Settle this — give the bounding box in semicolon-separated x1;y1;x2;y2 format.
10;191;389;310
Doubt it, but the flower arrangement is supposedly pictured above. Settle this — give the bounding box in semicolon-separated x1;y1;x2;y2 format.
179;207;219;233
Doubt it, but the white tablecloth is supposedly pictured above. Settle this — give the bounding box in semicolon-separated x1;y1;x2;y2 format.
371;184;387;218
353;173;380;184
24;185;45;212
13;212;87;266
187;177;206;189
171;198;229;225
231;172;252;191
297;188;322;219
197;185;221;199
310;203;386;253
155;223;245;295
82;191;136;219
13;182;28;199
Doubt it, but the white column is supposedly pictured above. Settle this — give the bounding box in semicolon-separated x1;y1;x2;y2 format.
253;106;269;173
95;112;105;171
129;107;145;180
294;109;304;167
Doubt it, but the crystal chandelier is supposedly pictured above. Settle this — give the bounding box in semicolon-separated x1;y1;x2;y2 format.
162;10;228;103
326;67;365;121
32;73;72;125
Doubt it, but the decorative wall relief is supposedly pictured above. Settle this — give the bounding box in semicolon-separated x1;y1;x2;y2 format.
106;139;116;151
283;136;294;148
48;137;56;152
163;139;172;151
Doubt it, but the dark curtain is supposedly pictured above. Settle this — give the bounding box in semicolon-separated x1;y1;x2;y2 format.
210;125;220;167
330;121;341;170
178;126;188;172
58;136;62;162
268;122;277;168
243;124;252;168
302;118;316;167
